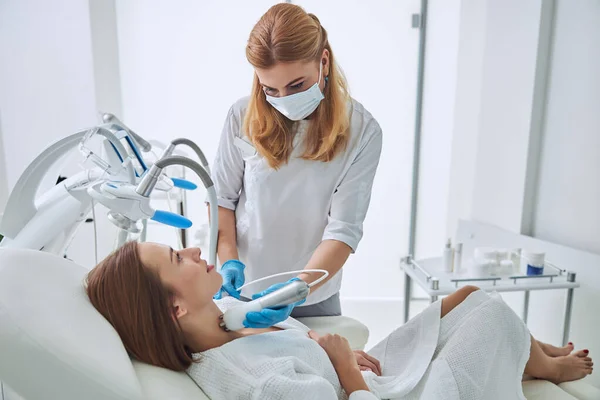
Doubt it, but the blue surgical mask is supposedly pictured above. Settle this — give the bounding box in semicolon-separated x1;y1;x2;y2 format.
266;62;324;121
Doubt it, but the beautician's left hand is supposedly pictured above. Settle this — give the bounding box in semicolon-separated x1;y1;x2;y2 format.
243;278;307;328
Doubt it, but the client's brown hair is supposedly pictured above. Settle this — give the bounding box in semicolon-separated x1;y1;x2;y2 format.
86;241;194;371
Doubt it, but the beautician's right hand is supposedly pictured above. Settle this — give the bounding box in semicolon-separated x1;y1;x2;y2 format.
213;260;245;300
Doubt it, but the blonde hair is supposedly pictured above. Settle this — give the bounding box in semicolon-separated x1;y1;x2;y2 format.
244;3;350;169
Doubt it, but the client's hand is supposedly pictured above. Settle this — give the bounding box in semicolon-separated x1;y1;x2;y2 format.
309;331;371;395
243;278;306;328
213;260;245;300
353;350;382;376
308;331;369;396
308;331;357;372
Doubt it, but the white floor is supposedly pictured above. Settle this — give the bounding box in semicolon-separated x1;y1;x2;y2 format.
341;297;429;351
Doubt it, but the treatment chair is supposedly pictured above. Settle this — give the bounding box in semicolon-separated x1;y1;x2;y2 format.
0;249;368;400
1;249;598;400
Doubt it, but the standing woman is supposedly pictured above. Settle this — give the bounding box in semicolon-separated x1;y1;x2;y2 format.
212;3;382;327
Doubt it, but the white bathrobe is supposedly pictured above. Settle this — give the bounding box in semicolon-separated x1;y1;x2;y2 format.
187;291;531;400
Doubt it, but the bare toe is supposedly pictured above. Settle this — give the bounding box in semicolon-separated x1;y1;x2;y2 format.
552;354;594;383
557;343;574;357
539;341;574;357
565;342;575;353
574;349;589;358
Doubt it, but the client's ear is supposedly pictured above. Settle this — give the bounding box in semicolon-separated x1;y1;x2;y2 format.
171;297;188;320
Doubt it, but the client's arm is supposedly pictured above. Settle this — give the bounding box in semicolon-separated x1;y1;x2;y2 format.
309;331;376;398
254;361;376;400
188;332;377;400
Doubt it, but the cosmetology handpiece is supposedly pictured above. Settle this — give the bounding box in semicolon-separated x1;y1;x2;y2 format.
88;155;218;265
220;270;329;331
102;112;152;152
136;155;218;266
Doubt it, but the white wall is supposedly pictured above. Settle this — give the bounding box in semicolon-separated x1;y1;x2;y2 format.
470;0;545;233
447;0;554;235
445;0;487;239
0;0;98;193
532;0;600;255
88;0;123;116
446;0;600;256
0;114;8;213
414;0;461;259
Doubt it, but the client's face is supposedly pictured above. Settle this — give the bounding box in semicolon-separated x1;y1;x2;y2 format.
138;243;222;316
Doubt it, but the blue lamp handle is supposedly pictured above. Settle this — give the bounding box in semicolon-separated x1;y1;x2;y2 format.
151;210;192;229
171;178;197;190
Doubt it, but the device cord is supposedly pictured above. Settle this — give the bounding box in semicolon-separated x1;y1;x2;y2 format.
237;269;330;292
91;199;98;265
151;149;185;250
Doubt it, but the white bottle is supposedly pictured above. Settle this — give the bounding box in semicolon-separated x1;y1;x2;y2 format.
511;248;522;274
443;239;453;273
522;250;545;276
453;243;463;274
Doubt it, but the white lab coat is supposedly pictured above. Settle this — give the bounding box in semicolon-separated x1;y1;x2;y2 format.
212;97;382;305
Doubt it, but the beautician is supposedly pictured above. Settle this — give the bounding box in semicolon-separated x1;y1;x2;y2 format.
211;3;382;328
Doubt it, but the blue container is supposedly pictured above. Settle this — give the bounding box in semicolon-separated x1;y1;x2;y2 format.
523;251;545;276
526;264;544;276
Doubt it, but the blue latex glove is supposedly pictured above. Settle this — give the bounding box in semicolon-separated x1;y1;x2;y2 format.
213;260;246;300
243;278;307;328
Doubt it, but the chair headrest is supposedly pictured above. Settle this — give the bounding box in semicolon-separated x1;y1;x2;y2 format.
0;249;143;400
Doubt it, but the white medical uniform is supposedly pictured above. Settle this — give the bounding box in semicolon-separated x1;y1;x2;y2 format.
212;97;382;306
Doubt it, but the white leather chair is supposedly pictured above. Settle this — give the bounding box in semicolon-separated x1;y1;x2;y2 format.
0;249;369;400
1;249;598;400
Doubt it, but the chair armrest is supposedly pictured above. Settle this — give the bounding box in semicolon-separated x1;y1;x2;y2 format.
297;316;369;350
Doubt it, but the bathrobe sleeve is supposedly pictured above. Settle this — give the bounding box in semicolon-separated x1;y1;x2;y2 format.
189;348;381;400
254;372;340;399
349;390;380;400
255;373;379;400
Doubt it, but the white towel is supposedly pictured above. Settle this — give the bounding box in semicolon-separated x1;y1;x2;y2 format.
188;291;530;399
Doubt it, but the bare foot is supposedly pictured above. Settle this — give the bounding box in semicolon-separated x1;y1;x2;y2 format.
550;349;594;384
538;340;574;357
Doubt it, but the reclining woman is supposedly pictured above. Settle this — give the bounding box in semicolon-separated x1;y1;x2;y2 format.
86;242;593;400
